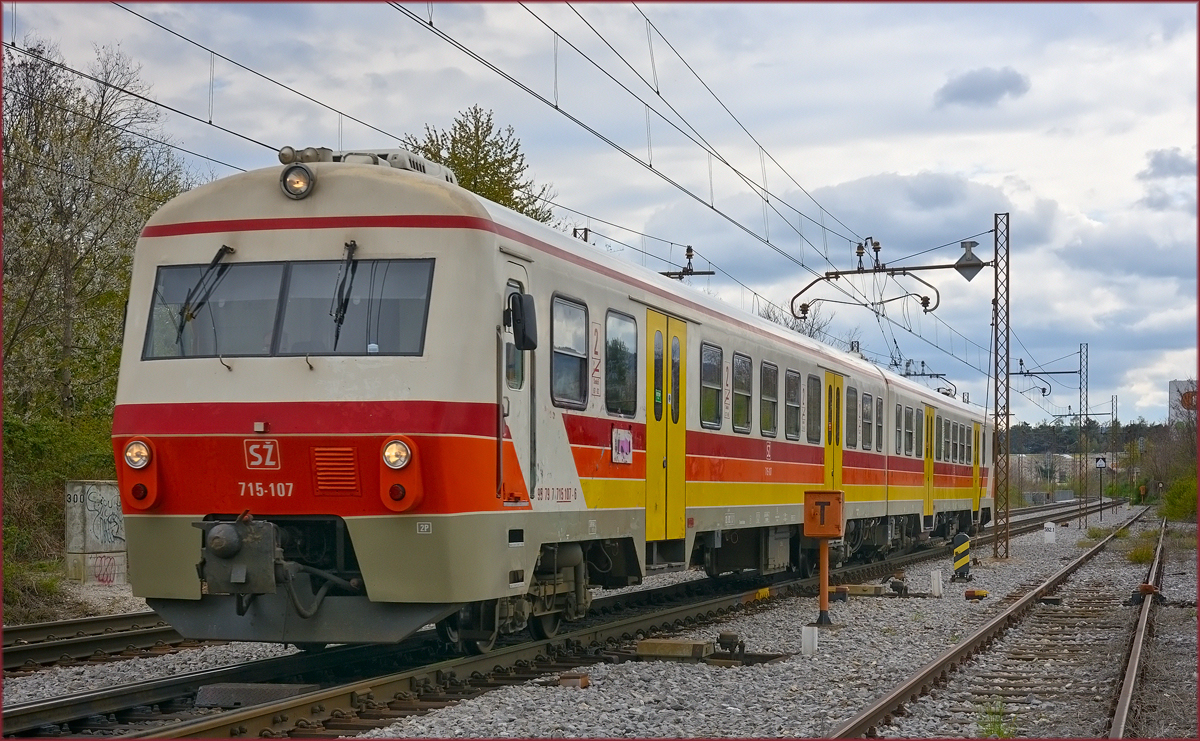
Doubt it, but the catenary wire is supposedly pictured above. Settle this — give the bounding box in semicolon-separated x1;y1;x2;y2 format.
21;10;994;387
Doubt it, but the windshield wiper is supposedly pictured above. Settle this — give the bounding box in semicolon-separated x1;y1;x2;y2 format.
330;240;358;351
176;244;235;346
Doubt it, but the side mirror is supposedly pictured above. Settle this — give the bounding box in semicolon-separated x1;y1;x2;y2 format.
508;292;537;351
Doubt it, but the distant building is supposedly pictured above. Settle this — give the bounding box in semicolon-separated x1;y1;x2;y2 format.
1168;379;1197;426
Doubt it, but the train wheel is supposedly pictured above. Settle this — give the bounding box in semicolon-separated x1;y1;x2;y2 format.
796;552;815;579
439;602;498;653
463;630;497;654
529;612;563;640
435;615;461;645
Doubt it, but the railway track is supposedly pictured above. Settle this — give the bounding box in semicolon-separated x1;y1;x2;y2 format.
2;500;1096;676
2;612;194;673
1108;518;1168;738
3;502;1109;738
828;510;1166;738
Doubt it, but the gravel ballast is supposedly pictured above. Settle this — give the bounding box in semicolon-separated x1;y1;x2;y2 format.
356;509;1159;738
8;506;1186;741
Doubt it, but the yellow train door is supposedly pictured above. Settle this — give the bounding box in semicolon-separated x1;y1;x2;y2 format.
823;372;844;490
924;406;936;518
646;311;687;541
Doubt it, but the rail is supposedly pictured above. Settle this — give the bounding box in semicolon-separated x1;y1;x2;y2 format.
1108;517;1168;738
828;507;1151;738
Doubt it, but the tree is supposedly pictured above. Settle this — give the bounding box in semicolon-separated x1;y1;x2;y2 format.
758;301;834;342
3;39;193;419
402;105;555;222
3;39;194;577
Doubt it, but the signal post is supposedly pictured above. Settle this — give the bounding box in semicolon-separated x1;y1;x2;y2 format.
804;490;844;625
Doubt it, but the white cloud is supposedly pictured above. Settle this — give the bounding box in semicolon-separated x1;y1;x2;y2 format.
6;1;1196;422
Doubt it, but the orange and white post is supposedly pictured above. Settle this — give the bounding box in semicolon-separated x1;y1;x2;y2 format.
804;490;845;625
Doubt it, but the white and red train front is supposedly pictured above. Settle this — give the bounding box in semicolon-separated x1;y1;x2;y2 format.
113;151;542;644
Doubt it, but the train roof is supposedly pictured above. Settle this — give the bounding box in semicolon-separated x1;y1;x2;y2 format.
141;148;983;419
474;184;982;419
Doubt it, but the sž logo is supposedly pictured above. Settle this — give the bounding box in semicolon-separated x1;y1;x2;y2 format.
244;439;281;469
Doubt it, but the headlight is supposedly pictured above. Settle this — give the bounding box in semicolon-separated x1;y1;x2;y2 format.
124;441;151;469
280;163;315;199
382;440;411;469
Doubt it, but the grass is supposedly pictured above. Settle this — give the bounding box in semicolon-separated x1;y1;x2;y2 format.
1126;545;1156;565
2;558;70;624
976;700;1016;738
1166;529;1197;550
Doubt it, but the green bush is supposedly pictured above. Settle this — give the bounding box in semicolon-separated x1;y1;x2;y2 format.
3;411;117;563
1160;475;1197;521
2;558;66;624
1127;545;1156;564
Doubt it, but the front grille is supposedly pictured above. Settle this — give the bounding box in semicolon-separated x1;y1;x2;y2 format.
311;447;360;495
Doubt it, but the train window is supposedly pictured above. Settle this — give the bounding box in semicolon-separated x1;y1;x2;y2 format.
550;296;588;409
943;418;951;461
700;343;722;429
845;387;858;449
951;422;960;463
605;311;637;417
861;393;873;450
935;415;943;461
144;259;438;360
760;363;778;437
279;259;434;356
894;404;902;455
732;353;752;434
836;387;842;446
915;407;924;458
784;370;801;440
969;426;975;466
653;331;664;422
671;336;681;425
827;385;834;445
960;424;967;464
875;397;883;452
505;282;526;390
144;262;285;359
903;407;914;456
806;375;822;444
981;430;987;465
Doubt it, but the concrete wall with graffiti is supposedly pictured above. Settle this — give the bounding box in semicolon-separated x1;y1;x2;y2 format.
65;481;127;585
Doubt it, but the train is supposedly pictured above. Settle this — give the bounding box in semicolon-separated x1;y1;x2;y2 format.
112;144;992;652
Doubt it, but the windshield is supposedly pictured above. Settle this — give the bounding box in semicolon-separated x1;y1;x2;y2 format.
143;258;435;359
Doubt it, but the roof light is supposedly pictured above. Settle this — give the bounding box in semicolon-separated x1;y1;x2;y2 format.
280;163;315;199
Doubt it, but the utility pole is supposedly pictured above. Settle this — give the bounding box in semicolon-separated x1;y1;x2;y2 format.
787;215;1010;556
1079;342;1088;525
992;214;1011;558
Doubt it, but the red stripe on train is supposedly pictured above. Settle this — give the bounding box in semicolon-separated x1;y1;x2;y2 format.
561;413;646;450
140;214;499;238
112;400;498;436
685;430;824;465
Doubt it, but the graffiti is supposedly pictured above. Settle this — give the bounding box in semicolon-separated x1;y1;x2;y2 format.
85;485;126;545
91;555;119;585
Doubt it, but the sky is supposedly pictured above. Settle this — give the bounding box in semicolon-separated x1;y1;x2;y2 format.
5;2;1196;426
